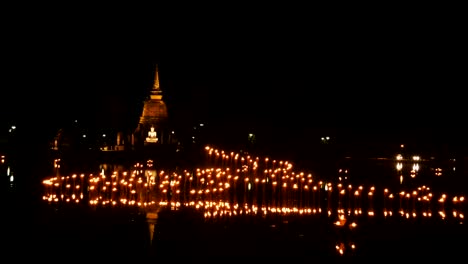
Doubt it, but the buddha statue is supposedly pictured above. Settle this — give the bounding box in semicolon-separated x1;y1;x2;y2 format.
146;126;158;143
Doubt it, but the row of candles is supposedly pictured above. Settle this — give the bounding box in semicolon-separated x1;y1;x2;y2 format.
41;146;466;257
42;146;465;223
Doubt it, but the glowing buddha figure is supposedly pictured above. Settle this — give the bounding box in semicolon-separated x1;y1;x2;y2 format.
146;126;158;143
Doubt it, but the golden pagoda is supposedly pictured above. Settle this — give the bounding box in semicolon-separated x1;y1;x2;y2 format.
134;64;169;147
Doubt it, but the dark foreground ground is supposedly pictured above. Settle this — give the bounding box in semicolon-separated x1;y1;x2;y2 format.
152;207;468;261
4;198;467;263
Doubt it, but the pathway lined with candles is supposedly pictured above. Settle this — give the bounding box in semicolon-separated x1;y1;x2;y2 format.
42;146;465;223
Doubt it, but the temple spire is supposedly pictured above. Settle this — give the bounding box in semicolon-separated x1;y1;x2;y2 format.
152;64;160;91
150;64;163;100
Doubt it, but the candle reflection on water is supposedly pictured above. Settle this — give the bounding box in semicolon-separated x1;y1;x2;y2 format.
40;145;466;257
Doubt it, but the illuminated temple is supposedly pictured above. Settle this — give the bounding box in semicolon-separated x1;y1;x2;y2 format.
132;64;176;150
50;64;179;154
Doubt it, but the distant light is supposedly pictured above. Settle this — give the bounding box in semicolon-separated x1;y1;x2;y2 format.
171;131;175;134
75;120;78;123
83;134;86;138
396;162;403;171
199;123;204;127
11;125;16;129
102;134;106;137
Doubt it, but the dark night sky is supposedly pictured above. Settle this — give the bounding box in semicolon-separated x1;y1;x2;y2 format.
1;7;466;149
